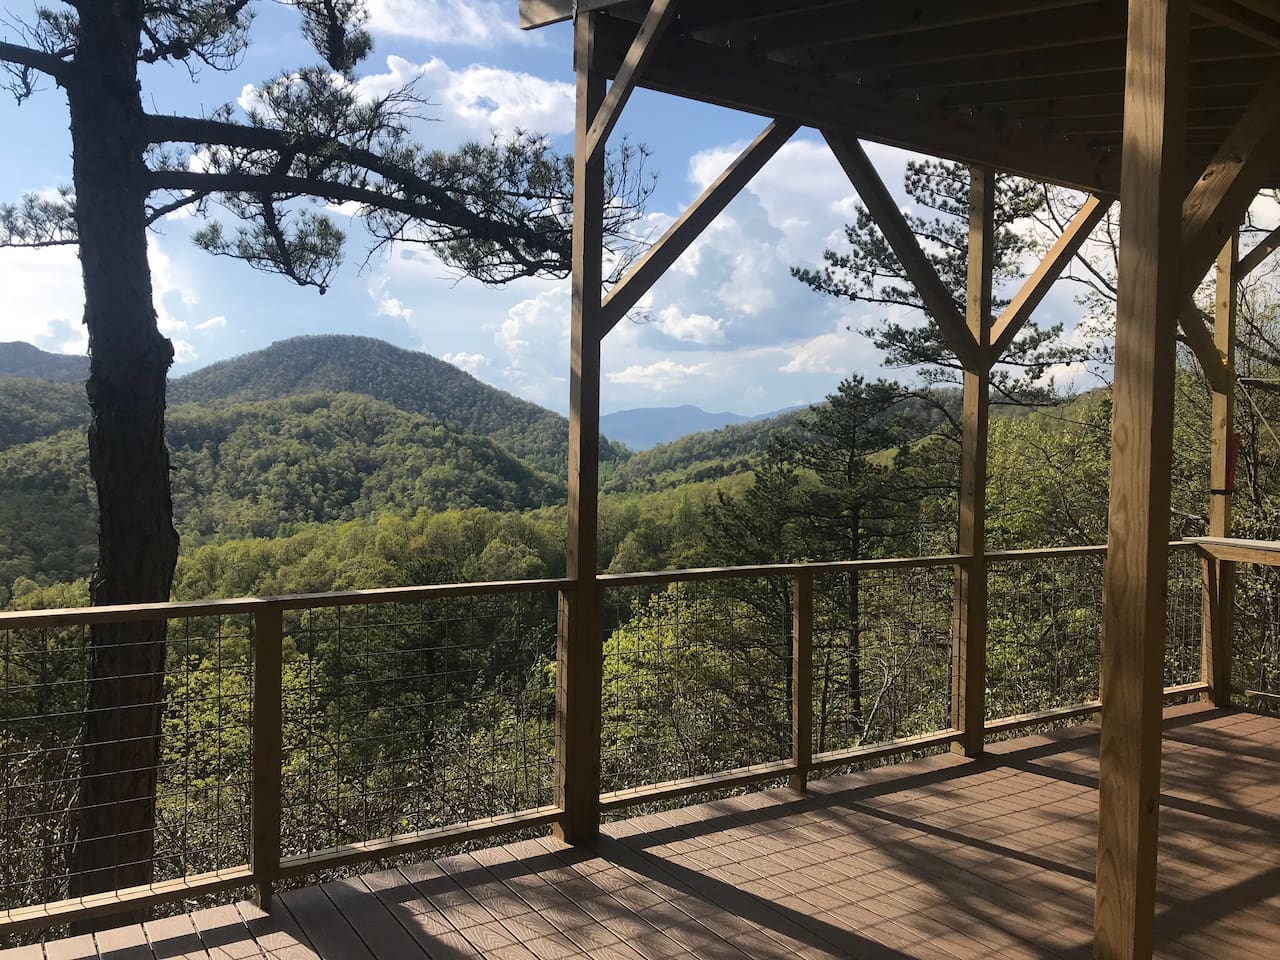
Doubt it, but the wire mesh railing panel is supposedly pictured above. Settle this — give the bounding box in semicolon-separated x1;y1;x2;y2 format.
600;578;792;794
1234;563;1280;699
278;591;558;859
987;552;1104;719
1165;544;1204;687
0;614;253;913
811;566;954;755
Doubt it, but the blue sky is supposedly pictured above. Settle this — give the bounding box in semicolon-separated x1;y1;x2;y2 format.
0;0;1085;416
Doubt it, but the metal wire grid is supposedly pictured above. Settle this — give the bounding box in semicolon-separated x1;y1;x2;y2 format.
278;591;558;860
599;578;792;794
0;615;252;913
986;553;1105;719
811;566;954;755
1233;563;1280;698
1164;545;1205;688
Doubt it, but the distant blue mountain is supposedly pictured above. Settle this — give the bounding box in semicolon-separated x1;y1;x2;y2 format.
600;403;811;450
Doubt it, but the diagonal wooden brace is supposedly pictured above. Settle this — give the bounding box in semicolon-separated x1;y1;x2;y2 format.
824;130;983;372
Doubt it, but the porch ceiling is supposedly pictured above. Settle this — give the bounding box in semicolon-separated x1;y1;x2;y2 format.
521;0;1280;194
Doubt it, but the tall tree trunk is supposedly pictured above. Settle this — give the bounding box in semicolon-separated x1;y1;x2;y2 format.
65;2;179;919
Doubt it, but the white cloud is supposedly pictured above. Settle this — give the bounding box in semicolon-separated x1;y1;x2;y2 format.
194;315;227;331
608;359;710;392
494;284;571;404
443;351;490;373
365;0;531;47
781;323;876;374
653;306;725;345
171;339;198;364
356;56;574;139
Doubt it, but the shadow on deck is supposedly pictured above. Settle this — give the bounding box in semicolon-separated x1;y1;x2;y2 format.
9;704;1279;960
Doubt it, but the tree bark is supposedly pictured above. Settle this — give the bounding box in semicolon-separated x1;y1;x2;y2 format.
65;2;179;920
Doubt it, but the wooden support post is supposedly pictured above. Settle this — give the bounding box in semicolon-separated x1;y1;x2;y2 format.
555;10;606;845
952;165;994;759
1204;234;1238;707
1095;2;1188;956
251;605;284;910
790;571;814;793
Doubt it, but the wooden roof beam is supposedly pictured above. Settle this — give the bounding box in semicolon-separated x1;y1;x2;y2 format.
585;0;680;161
598;120;799;337
1191;0;1280;50
991;195;1113;359
698;0;1096;51
823;131;981;371
519;0;634;30
1178;63;1280;390
591;17;1120;194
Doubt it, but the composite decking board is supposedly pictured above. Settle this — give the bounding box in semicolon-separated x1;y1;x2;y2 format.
93;924;152;960
358;869;487;960
17;709;1280;960
42;934;98;960
0;945;44;959
140;914;207;960
188;904;263;960
234;899;316;960
276;886;372;960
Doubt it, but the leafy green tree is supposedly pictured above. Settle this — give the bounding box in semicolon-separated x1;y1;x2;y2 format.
793;160;1084;418
0;0;650;905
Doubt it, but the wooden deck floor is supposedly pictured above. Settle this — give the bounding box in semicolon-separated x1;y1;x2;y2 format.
6;705;1278;960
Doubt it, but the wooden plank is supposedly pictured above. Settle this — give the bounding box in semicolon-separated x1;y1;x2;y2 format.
1180;63;1280;308
598;759;797;811
824;131;982;370
991;195;1113;358
557;9;608;846
0;578;572;630
790;571;813;792
0;868;255;935
275;806;561;878
810;728;964;769
585;0;680;160
1204;235;1238;708
591;17;1122;195
1188;536;1280;562
93;924;151;960
952;165;995;759
142;913;207;959
1235;222;1280;277
43;936;98;960
597;552;965;588
234;902;317;960
278;886;374;960
250;608;283;909
1192;0;1280;49
318;878;432;959
1094;2;1189;956
0;945;45;959
359;869;487;960
519;0;632;30
599;120;797;334
190;903;265;960
986;702;1103;734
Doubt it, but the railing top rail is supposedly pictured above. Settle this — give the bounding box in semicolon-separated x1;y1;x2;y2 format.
0;577;574;629
598;554;966;588
0;540;1200;628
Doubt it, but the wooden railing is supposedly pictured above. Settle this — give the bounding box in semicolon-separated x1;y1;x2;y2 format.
0;542;1216;937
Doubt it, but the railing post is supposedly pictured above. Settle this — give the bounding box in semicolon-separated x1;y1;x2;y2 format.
251;604;283;909
790;571;814;793
952;164;994;759
555;7;605;844
1204;234;1237;707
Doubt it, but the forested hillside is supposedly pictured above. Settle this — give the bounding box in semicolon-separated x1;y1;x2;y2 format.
0;378;88;451
0;341;88;382
0;393;566;599
168;335;627;473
